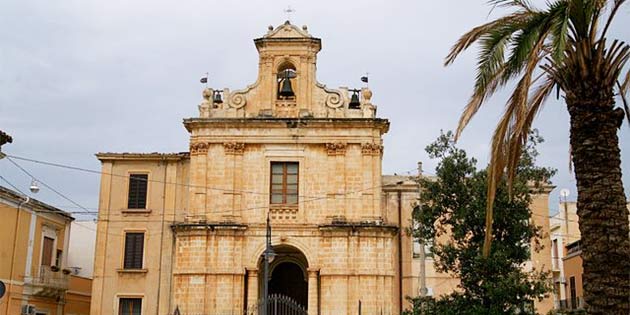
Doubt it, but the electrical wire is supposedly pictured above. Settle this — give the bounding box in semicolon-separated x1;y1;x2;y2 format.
5;153;420;199
5;156;93;215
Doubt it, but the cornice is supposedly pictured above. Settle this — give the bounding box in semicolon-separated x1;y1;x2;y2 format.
183;117;390;133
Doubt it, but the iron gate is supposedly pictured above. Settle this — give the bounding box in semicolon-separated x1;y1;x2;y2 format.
245;294;308;315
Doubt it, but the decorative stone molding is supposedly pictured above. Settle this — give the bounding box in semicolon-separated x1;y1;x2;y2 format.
325;142;347;156
270;207;298;223
361;143;383;156
223;142;245;155
190;142;209;155
228;91;247;109
316;82;344;109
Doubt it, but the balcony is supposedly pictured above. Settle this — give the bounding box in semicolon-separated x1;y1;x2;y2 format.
557;297;585;312
24;266;69;298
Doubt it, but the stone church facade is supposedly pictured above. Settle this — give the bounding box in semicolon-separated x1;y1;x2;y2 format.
90;22;553;315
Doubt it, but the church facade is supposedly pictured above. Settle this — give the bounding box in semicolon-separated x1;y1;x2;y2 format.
90;22;553;315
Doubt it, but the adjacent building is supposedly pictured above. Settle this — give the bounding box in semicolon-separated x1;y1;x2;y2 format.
0;185;76;315
550;201;630;312
89;21;554;315
64;221;97;315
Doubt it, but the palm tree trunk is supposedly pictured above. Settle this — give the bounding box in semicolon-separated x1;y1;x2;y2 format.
567;88;630;315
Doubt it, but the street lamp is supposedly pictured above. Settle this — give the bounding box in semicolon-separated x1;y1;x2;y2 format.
262;212;276;315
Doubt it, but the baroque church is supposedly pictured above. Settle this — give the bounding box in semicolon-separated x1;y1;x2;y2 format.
90;21;553;315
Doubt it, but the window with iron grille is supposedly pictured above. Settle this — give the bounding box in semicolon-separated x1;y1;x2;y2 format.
119;298;142;315
123;233;144;269
127;174;148;209
270;162;298;205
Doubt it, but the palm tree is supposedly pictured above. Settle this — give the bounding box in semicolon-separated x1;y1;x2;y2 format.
445;1;630;313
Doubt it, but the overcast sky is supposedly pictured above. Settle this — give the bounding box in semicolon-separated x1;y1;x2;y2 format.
1;0;629;220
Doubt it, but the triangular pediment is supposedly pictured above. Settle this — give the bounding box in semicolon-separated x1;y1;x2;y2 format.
265;21;311;39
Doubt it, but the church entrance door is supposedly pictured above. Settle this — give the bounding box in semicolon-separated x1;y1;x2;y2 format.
269;262;308;308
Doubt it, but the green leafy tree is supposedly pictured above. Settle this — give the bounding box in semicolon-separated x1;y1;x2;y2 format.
445;1;630;313
406;131;554;315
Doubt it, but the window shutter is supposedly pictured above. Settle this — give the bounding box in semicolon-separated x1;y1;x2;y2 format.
128;174;148;209
119;298;142;315
124;233;144;269
41;237;54;266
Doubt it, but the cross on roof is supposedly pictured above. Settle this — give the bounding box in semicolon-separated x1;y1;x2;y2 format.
284;6;295;21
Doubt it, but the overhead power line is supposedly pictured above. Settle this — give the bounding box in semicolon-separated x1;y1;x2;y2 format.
5;156;93;215
5;154;420;199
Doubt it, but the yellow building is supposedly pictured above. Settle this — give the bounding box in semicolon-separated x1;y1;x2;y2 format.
90;21;553;315
0;184;91;315
550;202;630;313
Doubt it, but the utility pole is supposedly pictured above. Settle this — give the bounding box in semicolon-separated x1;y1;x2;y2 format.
417;161;428;298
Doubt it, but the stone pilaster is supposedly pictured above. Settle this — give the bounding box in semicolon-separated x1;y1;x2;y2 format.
308;269;319;315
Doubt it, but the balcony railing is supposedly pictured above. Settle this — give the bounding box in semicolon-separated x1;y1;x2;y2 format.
24;266;69;297
558;297;585;311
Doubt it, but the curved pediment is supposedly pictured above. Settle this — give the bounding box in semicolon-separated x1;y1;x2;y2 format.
263;20;312;39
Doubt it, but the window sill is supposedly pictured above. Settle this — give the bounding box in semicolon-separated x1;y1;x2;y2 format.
269;205;298;210
121;209;152;216
117;268;148;274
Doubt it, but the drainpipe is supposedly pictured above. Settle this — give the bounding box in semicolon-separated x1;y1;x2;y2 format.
5;196;30;315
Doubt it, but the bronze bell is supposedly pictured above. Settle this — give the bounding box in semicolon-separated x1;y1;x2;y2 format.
213;90;223;104
349;90;361;109
279;77;295;98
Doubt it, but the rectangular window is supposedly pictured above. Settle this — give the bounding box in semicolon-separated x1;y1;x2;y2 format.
127;174;148;209
41;237;54;266
123;233;144;269
270;162;298;205
119;298;142;315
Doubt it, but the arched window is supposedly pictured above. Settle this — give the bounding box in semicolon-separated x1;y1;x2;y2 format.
277;63;296;100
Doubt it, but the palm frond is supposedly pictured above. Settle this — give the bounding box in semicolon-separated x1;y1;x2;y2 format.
454;28;515;140
617;80;630;125
600;0;626;40
482;29;548;257
550;1;571;62
622;69;630;94
445;11;532;66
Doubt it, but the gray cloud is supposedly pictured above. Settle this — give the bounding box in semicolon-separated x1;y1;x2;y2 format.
1;0;628;218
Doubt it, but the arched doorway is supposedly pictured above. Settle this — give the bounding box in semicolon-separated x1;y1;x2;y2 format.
259;245;309;309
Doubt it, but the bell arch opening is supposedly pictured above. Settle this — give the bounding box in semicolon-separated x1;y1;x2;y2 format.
258;245;309;309
277;62;297;100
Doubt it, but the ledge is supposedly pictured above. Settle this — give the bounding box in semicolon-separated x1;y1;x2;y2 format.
121;209;152;216
171;221;248;233
117;268;148;274
318;222;399;234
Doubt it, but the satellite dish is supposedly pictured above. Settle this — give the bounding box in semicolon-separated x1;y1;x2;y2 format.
0;280;6;299
560;188;570;198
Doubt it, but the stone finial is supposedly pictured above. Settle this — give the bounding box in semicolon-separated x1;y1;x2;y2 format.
268;25;274;32
361;87;373;103
199;88;213;118
302;25;308;32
